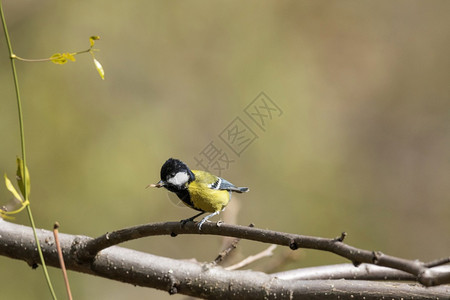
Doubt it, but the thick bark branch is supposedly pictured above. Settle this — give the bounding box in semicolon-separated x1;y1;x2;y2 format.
79;220;450;286
0;219;449;299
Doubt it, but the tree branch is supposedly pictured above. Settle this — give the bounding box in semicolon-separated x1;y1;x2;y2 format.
1;219;449;299
78;221;450;286
226;244;277;270
272;263;450;281
213;237;241;265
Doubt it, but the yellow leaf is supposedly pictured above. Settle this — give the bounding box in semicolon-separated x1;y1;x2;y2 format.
4;174;23;203
50;53;76;64
0;212;15;220
65;53;76;62
50;53;67;64
93;58;105;80
89;35;100;47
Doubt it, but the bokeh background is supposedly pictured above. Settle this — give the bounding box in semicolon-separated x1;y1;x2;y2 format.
1;0;449;299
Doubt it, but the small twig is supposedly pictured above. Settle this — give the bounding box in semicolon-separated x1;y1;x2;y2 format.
262;248;303;273
334;232;347;242
219;196;242;259
213;238;241;265
226;244;277;271
425;257;450;268
214;223;254;265
272;263;416;281
53;222;73;300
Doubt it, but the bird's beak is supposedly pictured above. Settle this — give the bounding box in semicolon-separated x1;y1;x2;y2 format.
146;180;164;189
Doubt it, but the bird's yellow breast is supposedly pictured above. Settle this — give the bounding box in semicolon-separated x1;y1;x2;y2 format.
188;170;230;212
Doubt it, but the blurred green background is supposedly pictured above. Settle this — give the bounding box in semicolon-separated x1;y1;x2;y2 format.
1;0;449;299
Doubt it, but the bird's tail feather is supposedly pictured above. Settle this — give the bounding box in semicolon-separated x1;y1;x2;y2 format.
235;187;249;193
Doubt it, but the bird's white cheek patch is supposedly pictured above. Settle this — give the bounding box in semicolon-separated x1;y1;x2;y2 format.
167;172;189;186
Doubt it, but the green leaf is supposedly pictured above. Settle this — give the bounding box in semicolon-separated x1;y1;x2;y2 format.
4;173;23;203
16;157;30;198
89;35;100;47
93;58;105;80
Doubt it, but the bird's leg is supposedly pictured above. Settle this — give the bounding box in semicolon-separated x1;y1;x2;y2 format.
180;211;205;226
197;210;222;230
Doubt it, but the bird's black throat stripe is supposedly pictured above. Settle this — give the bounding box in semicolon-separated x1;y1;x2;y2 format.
175;189;203;212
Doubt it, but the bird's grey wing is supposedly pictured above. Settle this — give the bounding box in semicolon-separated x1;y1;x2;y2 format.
213;178;249;193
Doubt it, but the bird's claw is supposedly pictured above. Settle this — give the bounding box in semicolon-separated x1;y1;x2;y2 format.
197;219;208;230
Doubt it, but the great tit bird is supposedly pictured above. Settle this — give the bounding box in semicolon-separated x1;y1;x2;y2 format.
149;158;249;229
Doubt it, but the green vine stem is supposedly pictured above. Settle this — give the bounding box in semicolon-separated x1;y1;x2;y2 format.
0;3;57;299
11;48;92;62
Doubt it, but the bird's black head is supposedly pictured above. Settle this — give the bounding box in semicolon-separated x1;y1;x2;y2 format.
158;158;195;192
